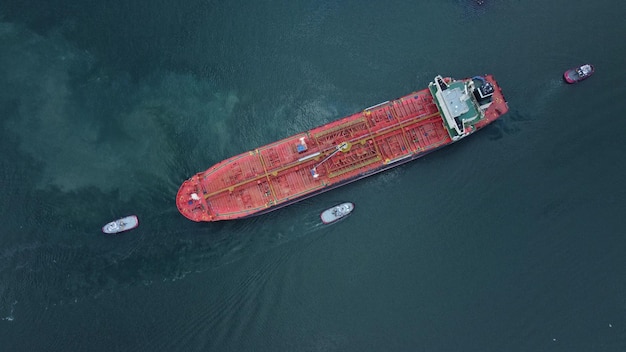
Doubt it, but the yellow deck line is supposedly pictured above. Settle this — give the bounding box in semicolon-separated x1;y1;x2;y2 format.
203;108;442;199
391;99;417;153
216;183;328;218
257;149;278;206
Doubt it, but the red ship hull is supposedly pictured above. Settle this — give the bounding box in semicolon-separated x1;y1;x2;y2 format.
177;75;508;222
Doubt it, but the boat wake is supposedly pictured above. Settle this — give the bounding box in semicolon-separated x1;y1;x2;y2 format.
1;301;17;322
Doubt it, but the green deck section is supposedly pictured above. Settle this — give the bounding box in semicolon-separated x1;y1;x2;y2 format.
429;79;483;138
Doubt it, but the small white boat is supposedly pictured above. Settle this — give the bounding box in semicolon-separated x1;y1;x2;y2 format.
320;202;354;224
102;215;139;234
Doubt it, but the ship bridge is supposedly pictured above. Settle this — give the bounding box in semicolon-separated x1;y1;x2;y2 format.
429;76;482;140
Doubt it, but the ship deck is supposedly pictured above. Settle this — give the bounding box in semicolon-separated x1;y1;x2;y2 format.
177;75;507;221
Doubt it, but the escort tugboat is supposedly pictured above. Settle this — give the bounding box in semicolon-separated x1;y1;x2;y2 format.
320;202;355;224
564;64;594;83
102;215;139;234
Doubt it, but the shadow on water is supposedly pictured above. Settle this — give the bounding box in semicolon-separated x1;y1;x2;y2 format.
485;110;526;141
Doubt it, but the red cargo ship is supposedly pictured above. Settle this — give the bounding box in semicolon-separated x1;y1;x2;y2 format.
177;74;508;222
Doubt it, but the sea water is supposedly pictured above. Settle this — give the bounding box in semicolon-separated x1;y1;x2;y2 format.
1;0;626;350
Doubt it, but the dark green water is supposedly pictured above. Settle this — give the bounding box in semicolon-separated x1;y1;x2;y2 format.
1;0;626;350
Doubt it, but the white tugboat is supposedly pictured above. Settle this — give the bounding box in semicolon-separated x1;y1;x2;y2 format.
102;215;139;234
320;202;354;224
